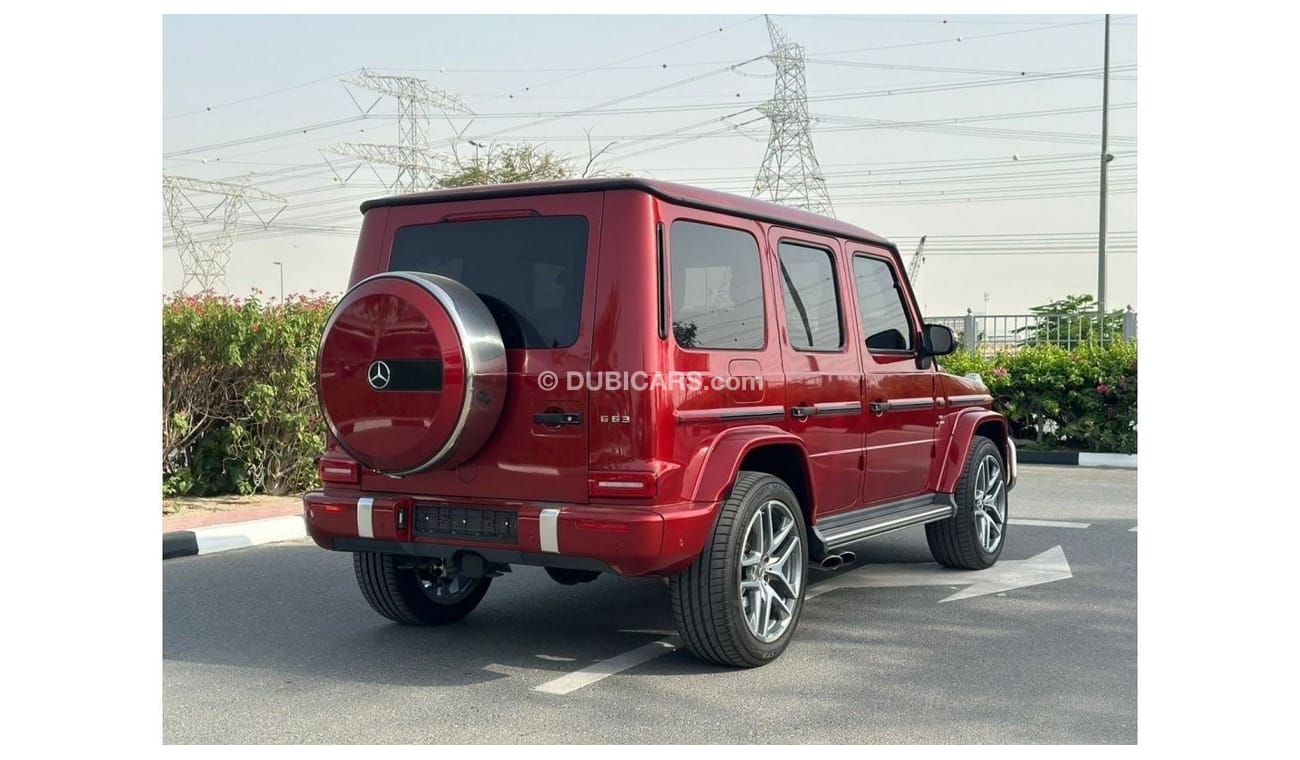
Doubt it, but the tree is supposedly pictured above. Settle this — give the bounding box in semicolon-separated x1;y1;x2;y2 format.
1017;294;1124;347
439;132;624;188
439;143;572;188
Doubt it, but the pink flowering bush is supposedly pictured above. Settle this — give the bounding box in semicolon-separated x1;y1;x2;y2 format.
163;291;337;497
939;340;1137;453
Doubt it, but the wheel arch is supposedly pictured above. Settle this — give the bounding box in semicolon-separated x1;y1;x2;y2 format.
680;426;816;521
738;443;814;526
936;410;1011;493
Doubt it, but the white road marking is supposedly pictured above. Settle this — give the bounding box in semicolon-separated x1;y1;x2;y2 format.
538;547;1073;695
193;516;306;555
535;654;577;662
811;545;1073;603
1129;525;1138;532
1009;518;1091;529
533;637;680;695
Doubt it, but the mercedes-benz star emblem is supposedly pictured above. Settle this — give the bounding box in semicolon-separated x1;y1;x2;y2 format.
367;360;392;390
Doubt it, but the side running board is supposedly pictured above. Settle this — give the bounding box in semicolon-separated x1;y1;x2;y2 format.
809;494;957;559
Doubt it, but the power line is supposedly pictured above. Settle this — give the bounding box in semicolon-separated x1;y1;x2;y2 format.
833;185;1137;207
806;57;1137;81
777;15;1110;26
162;17;1138;264
163;115;372;159
470;15;765;108
394;102;1136;143
815;15;1132;56
164;59;1135;167
163;69;361;121
650;149;1133;172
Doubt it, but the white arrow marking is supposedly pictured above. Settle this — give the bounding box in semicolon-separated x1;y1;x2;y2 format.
809;545;1072;603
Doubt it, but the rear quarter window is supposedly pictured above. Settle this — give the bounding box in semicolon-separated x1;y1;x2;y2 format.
390;216;589;349
669;220;766;350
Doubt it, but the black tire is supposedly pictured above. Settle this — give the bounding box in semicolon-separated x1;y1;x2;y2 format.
353;552;491;625
669;471;809;668
926;435;1008;570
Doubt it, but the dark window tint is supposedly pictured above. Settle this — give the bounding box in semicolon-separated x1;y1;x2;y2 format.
777;242;843;351
390;216;589;349
670;221;765;350
853;255;914;352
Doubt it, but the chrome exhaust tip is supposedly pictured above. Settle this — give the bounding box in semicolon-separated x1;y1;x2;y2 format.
819;555;843;570
839;551;856;565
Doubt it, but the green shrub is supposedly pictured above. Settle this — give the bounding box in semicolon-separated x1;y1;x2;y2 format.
939;341;1137;454
162;291;336;497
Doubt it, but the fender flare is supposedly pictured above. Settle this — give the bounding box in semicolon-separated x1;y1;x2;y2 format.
935;409;1012;493
680;425;815;507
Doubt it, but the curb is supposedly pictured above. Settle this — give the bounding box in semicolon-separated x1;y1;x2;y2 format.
163;515;307;560
1018;450;1137;469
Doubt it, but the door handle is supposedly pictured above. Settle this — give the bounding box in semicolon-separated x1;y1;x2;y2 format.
869;401;889;415
533;412;582;426
790;404;817;420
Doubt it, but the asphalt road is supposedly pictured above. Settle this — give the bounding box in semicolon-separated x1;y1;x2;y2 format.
164;464;1137;744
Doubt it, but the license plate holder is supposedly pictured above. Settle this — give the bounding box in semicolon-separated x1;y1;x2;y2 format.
413;506;518;543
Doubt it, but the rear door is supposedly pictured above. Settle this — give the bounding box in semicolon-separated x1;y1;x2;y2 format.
849;248;938;505
358;192;603;503
768;228;864;515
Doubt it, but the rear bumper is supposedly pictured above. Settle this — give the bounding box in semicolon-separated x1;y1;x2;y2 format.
303;491;718;577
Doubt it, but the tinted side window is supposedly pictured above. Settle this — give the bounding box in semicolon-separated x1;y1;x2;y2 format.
390;216;589;349
670;221;765;350
853;255;914;352
777;241;843;351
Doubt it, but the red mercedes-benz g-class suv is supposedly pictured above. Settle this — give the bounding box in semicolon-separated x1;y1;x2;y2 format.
306;178;1015;667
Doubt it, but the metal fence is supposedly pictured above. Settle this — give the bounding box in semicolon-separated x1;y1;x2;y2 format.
929;308;1137;354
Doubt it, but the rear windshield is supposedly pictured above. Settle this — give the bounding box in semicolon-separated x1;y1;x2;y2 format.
390;216;589;349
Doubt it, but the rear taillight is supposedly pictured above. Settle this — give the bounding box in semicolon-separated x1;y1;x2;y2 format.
318;456;360;485
588;472;657;498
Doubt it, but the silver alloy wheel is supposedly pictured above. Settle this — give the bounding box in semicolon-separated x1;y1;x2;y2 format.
972;454;1007;553
417;568;479;604
738;499;803;643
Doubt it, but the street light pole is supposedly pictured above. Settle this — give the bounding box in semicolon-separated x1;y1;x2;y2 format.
272;261;284;303
1097;13;1111;320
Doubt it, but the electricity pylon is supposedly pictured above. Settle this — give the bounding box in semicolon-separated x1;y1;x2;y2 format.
326;69;474;193
162;175;287;293
752;16;835;217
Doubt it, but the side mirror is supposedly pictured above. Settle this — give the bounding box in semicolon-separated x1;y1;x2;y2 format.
922;323;957;357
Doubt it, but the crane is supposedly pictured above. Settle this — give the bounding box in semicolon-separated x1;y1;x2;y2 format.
907;235;927;283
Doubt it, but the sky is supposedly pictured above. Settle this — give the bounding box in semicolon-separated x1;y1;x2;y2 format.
162;13;1137;317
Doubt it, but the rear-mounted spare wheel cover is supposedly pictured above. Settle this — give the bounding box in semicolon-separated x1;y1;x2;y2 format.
318;271;507;476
